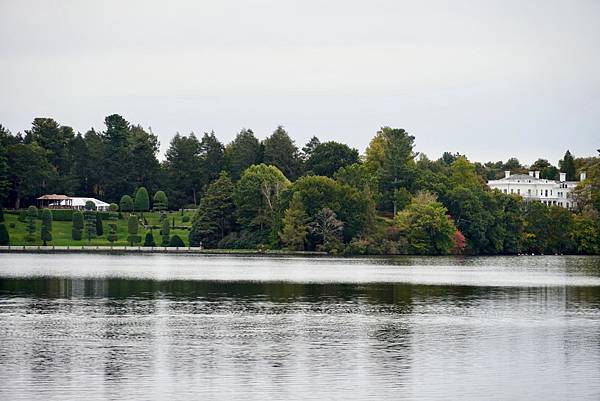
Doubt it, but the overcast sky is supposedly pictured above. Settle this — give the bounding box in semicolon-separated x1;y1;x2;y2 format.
1;0;599;164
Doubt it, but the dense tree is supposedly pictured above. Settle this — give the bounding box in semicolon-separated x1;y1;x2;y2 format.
559;150;577;181
301;136;321;161
282;175;374;244
262;126;302;180
523;201;549;253
6;143;53;208
164;133;203;208
279;192;309;250
547;206;574;254
530;159;559;180
571;208;600;254
234;164;290;236
365;127;417;213
224;129;263;180
40;208;53;246
189;172;235;248
199;132;225;188
128;125;161;194
395;192;457;255
305;141;360;177
310;208;344;251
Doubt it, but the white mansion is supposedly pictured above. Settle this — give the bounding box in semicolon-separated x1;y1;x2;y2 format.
487;171;586;209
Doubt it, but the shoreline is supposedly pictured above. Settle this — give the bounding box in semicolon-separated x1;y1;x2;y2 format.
0;245;328;256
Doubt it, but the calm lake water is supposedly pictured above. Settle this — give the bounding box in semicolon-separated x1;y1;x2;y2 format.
1;254;600;400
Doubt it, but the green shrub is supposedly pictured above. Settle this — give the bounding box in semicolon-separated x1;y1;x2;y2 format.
169;234;185;247
143;232;156;247
181;215;190;223
0;224;9;245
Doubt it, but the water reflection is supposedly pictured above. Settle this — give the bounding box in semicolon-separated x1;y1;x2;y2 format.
1;256;600;400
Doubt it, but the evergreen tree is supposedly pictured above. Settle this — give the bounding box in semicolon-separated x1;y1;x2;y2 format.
0;223;9;245
279;192;309;250
169;234;185;247
560;150;577;181
143;231;156;247
153;190;168;211
134;186;150;214
95;212;104;236
127;214;141;246
305;141;360;177
189;172;235;248
72;211;84;241
164;133;203;208
301;136;321;161
120;195;134;212
262;126;302;180
25;206;37;242
199;131;225;188
40;208;53;246
224;129;262;180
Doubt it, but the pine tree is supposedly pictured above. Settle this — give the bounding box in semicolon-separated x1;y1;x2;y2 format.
40;208;53;246
189;172;235;248
279;192;309;250
559;150;577;181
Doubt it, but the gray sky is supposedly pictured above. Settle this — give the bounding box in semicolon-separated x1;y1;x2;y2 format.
1;0;599;164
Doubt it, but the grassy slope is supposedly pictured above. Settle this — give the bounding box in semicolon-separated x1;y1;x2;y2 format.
3;211;195;247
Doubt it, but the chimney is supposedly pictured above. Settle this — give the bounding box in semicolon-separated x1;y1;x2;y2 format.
529;171;534;177
534;171;540;179
505;171;510;179
580;171;587;181
560;172;566;182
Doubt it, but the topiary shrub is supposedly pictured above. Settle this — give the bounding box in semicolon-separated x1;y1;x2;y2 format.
143;232;156;247
0;224;9;245
169;234;185;247
181;215;190;223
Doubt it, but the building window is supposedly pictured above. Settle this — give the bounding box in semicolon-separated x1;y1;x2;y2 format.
528;189;531;195
517;189;520;195
511;189;514;194
545;190;548;197
503;189;507;194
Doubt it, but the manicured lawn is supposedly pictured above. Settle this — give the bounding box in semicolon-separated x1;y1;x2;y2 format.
3;211;195;247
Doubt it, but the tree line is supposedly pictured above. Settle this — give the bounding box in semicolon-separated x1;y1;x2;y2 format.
0;116;599;254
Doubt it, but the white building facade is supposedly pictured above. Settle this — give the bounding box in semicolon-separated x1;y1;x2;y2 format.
487;171;586;209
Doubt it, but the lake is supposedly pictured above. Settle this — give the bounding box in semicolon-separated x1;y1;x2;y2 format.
1;254;599;400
